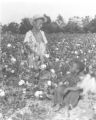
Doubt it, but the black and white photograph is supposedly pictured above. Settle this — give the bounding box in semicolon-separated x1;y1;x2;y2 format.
1;0;96;119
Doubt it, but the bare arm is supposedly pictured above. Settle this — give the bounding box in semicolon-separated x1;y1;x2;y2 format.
63;86;82;95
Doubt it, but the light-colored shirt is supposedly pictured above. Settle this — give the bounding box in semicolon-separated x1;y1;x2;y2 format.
77;74;96;95
24;30;48;56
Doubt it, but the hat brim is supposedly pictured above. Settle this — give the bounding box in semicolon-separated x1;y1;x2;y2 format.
29;16;47;26
35;17;45;22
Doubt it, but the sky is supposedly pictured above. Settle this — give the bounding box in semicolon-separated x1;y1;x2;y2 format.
0;0;96;25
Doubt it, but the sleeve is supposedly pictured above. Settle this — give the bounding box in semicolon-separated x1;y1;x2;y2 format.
41;31;48;44
24;31;32;43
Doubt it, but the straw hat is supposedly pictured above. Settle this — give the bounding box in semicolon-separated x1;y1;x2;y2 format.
29;15;47;25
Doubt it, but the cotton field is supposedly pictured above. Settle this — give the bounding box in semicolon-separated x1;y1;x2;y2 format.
1;33;96;120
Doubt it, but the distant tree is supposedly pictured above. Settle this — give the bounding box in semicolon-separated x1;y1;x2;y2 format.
2;24;8;33
82;16;91;27
82;16;92;33
44;14;51;23
56;14;66;28
42;22;63;33
64;18;83;33
83;16;96;33
7;22;19;34
19;18;32;34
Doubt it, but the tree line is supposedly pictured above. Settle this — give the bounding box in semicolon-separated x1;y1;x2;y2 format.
1;14;96;34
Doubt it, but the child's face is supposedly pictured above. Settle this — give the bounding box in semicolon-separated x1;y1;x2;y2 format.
35;19;44;29
78;73;85;81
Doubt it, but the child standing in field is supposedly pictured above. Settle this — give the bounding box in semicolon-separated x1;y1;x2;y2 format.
24;15;49;69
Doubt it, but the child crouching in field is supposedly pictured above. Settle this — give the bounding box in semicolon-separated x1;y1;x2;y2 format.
52;60;91;111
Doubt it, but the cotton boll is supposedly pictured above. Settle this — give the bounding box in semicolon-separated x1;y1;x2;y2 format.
55;58;59;62
74;51;78;55
34;91;43;98
7;43;12;47
40;64;46;70
18;80;25;86
66;71;70;74
0;89;5;97
11;70;15;73
5;65;8;68
26;81;31;86
50;69;55;73
11;56;16;63
0;113;3;119
45;54;49;58
23;89;26;94
47;80;52;86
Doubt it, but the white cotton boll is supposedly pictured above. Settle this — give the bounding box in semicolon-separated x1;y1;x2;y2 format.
55;48;59;50
88;50;91;53
92;44;95;48
11;70;15;73
18;80;25;86
0;89;5;97
5;65;8;68
11;57;16;63
26;81;31;86
34;91;43;98
7;43;11;47
50;69;55;73
84;58;87;62
80;49;83;53
45;54;49;58
74;51;78;54
66;71;70;74
47;81;52;86
20;61;25;65
55;58;59;62
0;113;3;119
40;64;46;70
23;89;26;94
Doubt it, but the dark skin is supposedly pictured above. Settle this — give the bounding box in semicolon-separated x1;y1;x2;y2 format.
69;60;85;75
32;19;45;43
62;89;83;110
52;84;82;107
